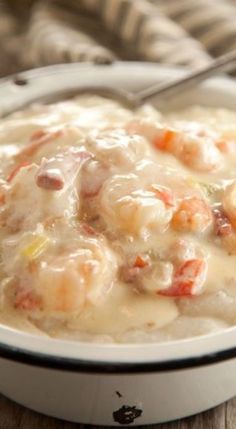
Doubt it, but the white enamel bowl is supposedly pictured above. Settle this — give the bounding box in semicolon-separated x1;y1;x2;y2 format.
0;63;236;426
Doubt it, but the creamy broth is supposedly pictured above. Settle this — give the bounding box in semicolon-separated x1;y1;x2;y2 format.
0;97;236;343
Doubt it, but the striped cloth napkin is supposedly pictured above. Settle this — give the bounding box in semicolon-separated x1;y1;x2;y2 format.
1;0;236;76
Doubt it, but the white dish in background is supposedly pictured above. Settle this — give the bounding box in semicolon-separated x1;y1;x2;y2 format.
0;63;236;425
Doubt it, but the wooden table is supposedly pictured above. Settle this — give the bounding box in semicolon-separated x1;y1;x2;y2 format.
1;394;235;429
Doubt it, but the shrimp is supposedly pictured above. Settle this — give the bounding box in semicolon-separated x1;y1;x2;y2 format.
172;196;213;233
87;129;150;170
100;173;174;237
126;119;222;172
13;236;117;314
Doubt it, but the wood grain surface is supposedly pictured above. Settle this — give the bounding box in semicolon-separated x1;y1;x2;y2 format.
0;394;235;429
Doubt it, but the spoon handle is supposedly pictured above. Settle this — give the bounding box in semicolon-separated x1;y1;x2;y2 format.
137;50;236;104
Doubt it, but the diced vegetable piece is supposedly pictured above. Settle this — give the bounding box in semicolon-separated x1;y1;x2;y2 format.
158;259;207;297
21;235;50;260
153;129;178;151
133;255;150;268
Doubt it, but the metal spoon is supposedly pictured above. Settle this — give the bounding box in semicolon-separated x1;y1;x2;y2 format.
4;49;236;115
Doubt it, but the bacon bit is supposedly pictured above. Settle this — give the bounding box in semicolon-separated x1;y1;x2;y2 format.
153;129;178;151
14;288;41;311
81;223;98;236
36;170;64;191
133;255;149;268
18;129;63;158
212;207;232;237
36;149;92;191
150;184;175;207
7;161;31;182
158;259;207;297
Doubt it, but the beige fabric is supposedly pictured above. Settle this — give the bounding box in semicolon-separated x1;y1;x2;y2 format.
1;0;236;76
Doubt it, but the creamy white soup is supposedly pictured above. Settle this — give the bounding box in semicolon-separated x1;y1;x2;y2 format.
0;97;236;343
